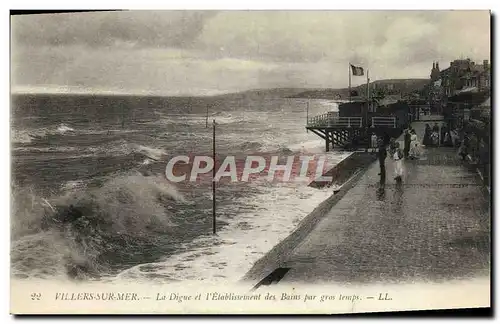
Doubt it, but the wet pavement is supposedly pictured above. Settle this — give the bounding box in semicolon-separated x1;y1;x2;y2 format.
279;122;491;284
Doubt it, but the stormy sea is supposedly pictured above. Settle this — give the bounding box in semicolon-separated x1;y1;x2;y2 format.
11;90;349;283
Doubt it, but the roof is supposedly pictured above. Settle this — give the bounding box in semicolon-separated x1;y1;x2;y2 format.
440;62;489;79
440;66;452;74
471;65;486;73
448;89;490;104
480;97;490;107
378;97;400;106
457;87;479;94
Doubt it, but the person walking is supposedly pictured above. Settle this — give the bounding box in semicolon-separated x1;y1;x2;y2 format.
388;137;397;157
377;137;387;177
432;123;440;147
393;142;404;182
440;123;448;146
458;142;468;161
404;128;411;158
408;129;420;159
371;133;378;150
423;124;432;146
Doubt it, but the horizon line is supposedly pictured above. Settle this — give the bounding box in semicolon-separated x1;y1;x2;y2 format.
11;78;431;98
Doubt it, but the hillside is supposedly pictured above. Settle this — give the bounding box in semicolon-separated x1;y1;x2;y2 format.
288;78;430;100
209;88;312;100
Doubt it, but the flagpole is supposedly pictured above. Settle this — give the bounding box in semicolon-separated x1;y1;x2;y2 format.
366;69;370;125
367;69;370;108
348;63;352;103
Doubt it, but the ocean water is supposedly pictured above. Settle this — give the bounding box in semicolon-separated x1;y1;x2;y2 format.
10;92;349;283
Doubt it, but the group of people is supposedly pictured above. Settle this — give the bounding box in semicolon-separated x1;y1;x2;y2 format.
377;136;404;183
376;122;475;183
423;123;457;147
377;125;425;183
404;126;423;160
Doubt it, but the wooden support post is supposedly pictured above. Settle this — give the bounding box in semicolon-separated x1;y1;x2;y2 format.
306;100;310;132
325;130;330;152
206;105;209;128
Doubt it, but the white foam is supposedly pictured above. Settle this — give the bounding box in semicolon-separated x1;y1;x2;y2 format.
133;144;166;161
11;124;76;144
61;180;87;192
287;139;324;153
114;153;349;284
11;130;33;143
140;158;153;166
56;124;75;134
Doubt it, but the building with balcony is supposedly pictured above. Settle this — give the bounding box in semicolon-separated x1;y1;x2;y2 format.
428;58;491;115
439;58;490;96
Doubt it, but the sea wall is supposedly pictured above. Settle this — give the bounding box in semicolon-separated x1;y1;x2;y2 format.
308;151;377;189
241;151;376;284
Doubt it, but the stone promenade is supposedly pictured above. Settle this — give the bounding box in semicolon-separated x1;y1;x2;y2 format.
245;122;491;285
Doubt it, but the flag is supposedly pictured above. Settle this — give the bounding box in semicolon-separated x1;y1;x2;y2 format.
350;64;364;76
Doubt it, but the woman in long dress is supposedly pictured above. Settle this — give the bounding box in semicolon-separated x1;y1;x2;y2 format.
431;123;440;147
393;142;404;181
408;130;420;159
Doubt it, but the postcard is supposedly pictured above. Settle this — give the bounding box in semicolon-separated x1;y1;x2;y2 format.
10;9;491;314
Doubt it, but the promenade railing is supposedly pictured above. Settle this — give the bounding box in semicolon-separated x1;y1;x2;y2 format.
371;116;396;128
307;113;363;128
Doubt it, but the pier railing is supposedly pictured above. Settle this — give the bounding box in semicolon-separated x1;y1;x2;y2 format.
371;117;396;128
307;113;363;128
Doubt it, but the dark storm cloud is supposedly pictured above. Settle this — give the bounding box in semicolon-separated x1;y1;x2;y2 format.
11;10;490;95
11;11;218;48
197;10;490;65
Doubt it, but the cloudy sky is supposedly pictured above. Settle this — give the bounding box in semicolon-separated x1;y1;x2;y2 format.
11;10;490;96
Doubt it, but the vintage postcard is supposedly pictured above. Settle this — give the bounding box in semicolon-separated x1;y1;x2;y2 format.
10;10;491;314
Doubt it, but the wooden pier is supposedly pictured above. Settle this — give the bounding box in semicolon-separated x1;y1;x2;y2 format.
306;112;398;151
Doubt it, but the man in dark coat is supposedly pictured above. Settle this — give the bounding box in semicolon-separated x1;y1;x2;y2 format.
404;129;411;158
423;124;432;146
377;137;387;178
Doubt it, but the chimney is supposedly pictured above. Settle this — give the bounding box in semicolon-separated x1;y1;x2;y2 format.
433;62;435;69
436;62;440;70
483;59;489;69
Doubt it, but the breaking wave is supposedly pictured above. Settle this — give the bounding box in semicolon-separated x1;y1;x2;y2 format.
13;137;168;163
11;124;76;143
11;131;34;144
11;124;139;144
89;141;167;163
287;139;325;153
56;124;75;133
237;141;263;152
150;112;247;127
11;173;185;280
